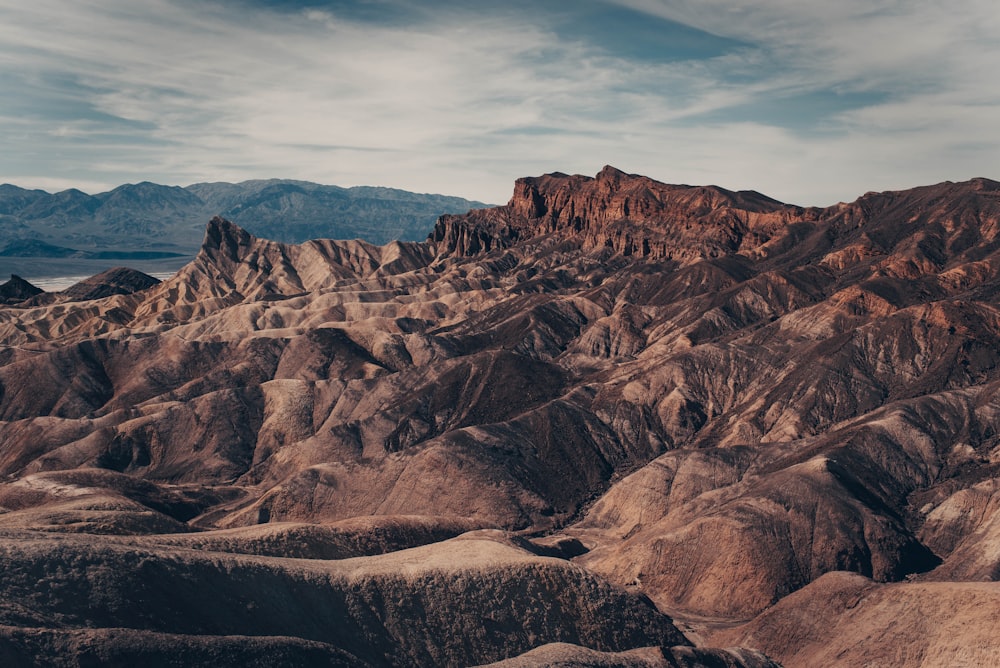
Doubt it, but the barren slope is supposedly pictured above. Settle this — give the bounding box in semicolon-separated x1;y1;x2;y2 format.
709;572;1000;667
3;167;1000;664
0;531;692;667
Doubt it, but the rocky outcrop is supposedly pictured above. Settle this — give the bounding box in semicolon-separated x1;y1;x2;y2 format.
0;533;688;667
431;165;813;262
61;266;161;301
0;274;42;305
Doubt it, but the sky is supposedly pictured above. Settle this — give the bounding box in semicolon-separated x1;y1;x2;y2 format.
0;0;998;206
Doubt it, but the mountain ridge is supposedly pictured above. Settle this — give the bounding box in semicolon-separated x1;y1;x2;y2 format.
0;179;492;263
2;168;1000;665
433;165;1000;266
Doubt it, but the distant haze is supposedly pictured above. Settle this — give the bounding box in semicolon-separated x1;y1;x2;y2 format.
1;1;998;205
0;179;489;279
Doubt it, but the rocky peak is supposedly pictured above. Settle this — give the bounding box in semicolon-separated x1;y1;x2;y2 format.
596;163;629;182
201;215;256;263
61;267;161;302
968;176;1000;192
0;274;43;305
433;167;802;262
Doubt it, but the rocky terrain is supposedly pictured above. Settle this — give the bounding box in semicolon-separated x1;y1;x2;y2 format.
2;166;1000;665
0;276;42;305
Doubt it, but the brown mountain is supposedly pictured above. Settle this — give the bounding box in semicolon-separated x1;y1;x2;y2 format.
0;274;42;305
2;167;1000;665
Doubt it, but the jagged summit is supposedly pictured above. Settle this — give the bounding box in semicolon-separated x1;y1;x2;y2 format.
165;216;439;303
431;166;806;261
61;267;161;302
431;169;1000;273
0;274;43;305
201;214;257;261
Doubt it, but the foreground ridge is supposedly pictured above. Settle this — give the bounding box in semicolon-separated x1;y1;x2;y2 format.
1;168;1000;665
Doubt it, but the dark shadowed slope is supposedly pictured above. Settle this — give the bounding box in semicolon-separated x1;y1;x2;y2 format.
0;275;42;305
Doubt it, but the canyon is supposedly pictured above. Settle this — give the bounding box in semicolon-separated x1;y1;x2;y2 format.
2;166;1000;666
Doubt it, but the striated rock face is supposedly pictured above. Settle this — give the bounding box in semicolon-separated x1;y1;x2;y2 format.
0;533;688;667
4;168;1000;664
431;165;812;261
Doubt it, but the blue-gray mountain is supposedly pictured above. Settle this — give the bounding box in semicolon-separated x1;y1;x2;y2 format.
0;179;490;257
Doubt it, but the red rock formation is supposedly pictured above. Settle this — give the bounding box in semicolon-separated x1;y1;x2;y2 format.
432;165;813;262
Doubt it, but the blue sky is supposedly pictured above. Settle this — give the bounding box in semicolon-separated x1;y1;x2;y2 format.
0;0;998;205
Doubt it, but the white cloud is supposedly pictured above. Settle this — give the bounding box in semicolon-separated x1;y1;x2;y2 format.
2;175;118;194
0;0;998;205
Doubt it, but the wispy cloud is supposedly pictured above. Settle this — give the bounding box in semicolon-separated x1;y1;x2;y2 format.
0;0;997;205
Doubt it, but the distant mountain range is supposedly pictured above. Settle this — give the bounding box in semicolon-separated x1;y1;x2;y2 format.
0;180;490;258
